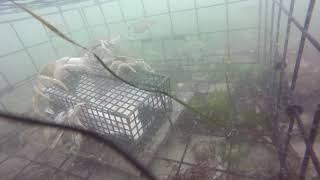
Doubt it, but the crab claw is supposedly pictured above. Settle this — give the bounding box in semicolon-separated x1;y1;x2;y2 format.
100;40;108;50
109;35;121;45
54;64;92;80
56;56;71;64
116;63;137;78
72;102;86;116
64;64;91;72
33;84;50;100
132;60;154;73
109;60;122;72
38;75;69;91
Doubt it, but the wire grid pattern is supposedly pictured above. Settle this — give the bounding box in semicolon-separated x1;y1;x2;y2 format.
0;0;93;13
0;0;320;178
45;72;171;147
0;0;259;91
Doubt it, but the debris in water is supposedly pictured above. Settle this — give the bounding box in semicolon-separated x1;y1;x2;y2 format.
129;18;155;34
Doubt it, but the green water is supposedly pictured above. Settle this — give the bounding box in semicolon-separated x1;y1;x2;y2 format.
0;0;259;85
0;2;319;178
0;0;319;113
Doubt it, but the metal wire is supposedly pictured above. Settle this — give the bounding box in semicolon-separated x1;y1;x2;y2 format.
9;0;233;130
263;0;269;63
290;0;316;90
299;105;320;180
4;1;320;179
285;105;320;179
257;0;262;62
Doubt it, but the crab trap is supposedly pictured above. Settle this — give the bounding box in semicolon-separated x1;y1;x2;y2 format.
45;71;172;150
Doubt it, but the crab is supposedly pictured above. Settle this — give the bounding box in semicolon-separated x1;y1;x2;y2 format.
33;35;155;114
107;56;154;79
43;102;85;151
33;56;91;115
84;35;121;66
32;37;122;115
33;35;156;152
84;36;155;79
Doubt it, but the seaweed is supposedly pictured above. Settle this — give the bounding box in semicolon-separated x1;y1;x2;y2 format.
190;90;233;125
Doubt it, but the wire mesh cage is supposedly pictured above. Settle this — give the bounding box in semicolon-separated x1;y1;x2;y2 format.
45;71;172;149
1;0;320;179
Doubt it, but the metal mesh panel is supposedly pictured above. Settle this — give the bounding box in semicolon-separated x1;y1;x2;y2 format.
45;72;171;149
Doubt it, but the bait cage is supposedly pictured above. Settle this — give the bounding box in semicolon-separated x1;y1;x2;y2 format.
0;0;319;179
45;71;172;150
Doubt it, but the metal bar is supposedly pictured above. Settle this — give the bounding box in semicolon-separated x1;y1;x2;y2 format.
0;72;14;97
223;1;238;178
42;22;59;59
281;0;295;64
290;0;316;90
263;0;269;63
154;155;257;179
79;8;94;41
0;42;257;65
225;0;231;59
280;114;295;179
0;72;12;89
0;0;252;24
0;6;77;24
0;74;37;98
124;26;258;42
0;40;51;59
194;0;200;36
223;0;238;125
257;0;262;62
175;142;191;175
0;0;90;14
166;0;175;35
0;21;258;59
9;23;39;72
0;24;97;60
277;0;295;107
272;0;283;109
175;122;195;175
275;0;296;143
0;0;250;16
140;0;153;38
117;0;132;39
0;77;13;98
273;0;283;65
95;0;111;38
271;113;289;179
268;1;275;63
299;105;320;180
58;7;70;34
150;59;259;70
0;102;7;112
140;0;147;16
295;114;320;176
139;0;152;58
225;140;234;180
159;95;176;131
161;39;167;62
2;0;250;14
58;6;78;54
272;0;320;52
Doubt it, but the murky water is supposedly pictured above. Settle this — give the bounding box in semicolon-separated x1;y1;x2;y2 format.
0;0;320;179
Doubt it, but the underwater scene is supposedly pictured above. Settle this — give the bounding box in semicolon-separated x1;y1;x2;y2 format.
0;0;320;179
